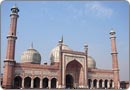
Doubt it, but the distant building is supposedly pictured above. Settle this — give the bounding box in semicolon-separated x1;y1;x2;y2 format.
120;81;129;89
2;6;121;89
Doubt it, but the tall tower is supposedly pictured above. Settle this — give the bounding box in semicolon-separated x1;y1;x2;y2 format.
109;30;120;89
58;36;63;88
84;44;88;88
2;5;19;89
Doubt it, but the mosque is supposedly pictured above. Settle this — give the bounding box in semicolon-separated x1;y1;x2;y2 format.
2;6;120;89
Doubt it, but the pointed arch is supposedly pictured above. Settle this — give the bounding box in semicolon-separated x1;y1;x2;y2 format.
104;79;108;88
42;78;49;88
66;60;83;88
66;59;83;68
99;79;103;89
51;78;57;88
24;77;31;88
88;79;92;89
110;79;113;88
33;77;40;88
14;76;22;89
93;79;97;88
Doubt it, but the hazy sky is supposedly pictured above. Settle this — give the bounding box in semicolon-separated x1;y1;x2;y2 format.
1;1;129;81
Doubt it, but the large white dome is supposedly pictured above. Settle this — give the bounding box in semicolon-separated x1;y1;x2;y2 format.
21;45;41;64
88;56;96;68
50;43;72;63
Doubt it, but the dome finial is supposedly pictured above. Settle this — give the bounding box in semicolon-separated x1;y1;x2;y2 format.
58;35;63;44
30;42;33;49
84;43;88;54
110;28;116;35
11;4;19;14
14;3;17;7
61;35;63;43
84;43;88;48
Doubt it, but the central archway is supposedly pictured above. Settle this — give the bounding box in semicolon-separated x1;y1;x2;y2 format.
66;74;73;88
66;60;83;88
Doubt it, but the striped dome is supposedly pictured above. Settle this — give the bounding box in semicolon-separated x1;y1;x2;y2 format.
88;56;96;68
21;45;41;64
50;43;72;63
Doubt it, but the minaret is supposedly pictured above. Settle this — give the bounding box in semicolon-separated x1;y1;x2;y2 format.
58;36;63;88
109;30;120;89
84;44;88;88
2;5;19;89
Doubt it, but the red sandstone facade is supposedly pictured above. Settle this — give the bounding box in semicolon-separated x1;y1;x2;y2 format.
2;6;120;89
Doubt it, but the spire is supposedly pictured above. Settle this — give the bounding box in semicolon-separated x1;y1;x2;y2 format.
110;28;116;35
84;43;88;54
61;35;63;43
11;4;19;16
30;42;33;49
14;3;17;6
58;35;64;44
12;3;18;9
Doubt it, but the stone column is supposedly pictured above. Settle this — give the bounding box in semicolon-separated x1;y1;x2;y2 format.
31;79;33;88
107;81;110;89
40;79;42;88
48;79;51;89
118;81;120;89
91;80;93;89
102;81;104;88
112;81;114;88
22;78;24;88
56;81;58;88
97;80;99;89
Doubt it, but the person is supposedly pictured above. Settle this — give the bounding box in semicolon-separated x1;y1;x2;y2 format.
20;87;22;89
